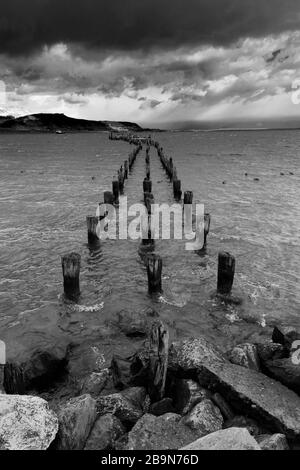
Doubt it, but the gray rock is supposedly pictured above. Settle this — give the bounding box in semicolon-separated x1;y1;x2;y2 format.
228;343;260;371
257;342;286;363
181;427;261;450
150;398;175;416
256;433;289;450
97;387;149;424
224;416;264;437
56;394;97;450
0;394;58;450
272;326;300;350
169;336;300;440
125;413;198;450
183;399;223;437
81;369;110;397
260;357;300;395
84;414;126;450
173;379;211;415
113;310;149;337
211;393;234;420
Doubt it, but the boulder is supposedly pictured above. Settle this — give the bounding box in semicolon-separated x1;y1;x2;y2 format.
150;398;176;416
183;399;223;437
84;414;126;450
260;357;300;395
0;394;58;450
125;413;198;450
81;369;110;397
181;427;261;450
169;337;300;440
256;342;286;363
56;394;97;450
224;416;264;437
112;310;150;337
2;306;70;393
97;387;149;425
211;393;234;420
228;343;260;371
173;379;211;415
272;326;300;351
256;433;289;450
111;353;148;390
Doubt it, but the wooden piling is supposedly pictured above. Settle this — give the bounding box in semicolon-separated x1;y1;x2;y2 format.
173;179;182;200
146;254;162;294
86;216;99;245
217;252;235;295
124;161;129;179
62;253;81;301
112;180;119;204
148;321;169;401
184;191;193;205
143;178;152;194
104;191;114;205
204;213;211;246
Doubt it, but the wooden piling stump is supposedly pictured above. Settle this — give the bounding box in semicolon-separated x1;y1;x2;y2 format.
184;191;193;205
173;179;182;200
143;178;152;194
204;213;211;246
148;321;169;401
217;252;235;295
112;180;119;204
104;191;114;205
62;253;81;301
86;216;99;245
124;161;129;179
146;254;162;294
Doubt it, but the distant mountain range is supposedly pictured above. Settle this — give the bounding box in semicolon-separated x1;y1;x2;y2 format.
0;113;144;133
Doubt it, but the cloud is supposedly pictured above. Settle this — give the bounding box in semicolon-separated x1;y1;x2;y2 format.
0;0;300;56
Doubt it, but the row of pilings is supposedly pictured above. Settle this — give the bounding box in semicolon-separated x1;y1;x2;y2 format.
61;132;236;306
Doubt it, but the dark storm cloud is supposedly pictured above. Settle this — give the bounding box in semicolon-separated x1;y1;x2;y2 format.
0;0;300;56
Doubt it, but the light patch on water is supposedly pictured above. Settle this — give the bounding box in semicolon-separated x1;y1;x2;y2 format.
159;294;189;308
69;302;104;313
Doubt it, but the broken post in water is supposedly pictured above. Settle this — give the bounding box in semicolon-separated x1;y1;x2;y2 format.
86;216;99;245
112;179;119;204
146;254;163;294
124;161;129;179
173;179;182;200
204;213;211;247
184;191;193;205
217;252;235;295
148;321;169;401
104;191;114;205
62;253;81;301
143;178;152;194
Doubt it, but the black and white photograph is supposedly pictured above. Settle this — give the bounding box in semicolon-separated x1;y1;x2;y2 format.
0;0;300;454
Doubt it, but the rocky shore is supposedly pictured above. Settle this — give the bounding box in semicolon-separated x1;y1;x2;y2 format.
1;311;299;450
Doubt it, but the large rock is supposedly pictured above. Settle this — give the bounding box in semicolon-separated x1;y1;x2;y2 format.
81;369;111;398
56;394;97;450
173;379;211;415
256;342;286;363
256;433;289;450
97;387;149;425
0;394;58;450
150;398;175;416
260;358;300;395
183;399;223;437
224;416;264;437
125;413;198;450
84;414;126;450
211;393;234;420
181;427;261;450
2;306;70;393
112;310;150;337
228;343;260;371
169;337;300;440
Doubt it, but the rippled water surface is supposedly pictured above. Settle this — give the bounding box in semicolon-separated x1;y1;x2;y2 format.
0;131;299;380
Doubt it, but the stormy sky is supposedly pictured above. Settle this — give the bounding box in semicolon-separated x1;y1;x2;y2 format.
1;0;300;126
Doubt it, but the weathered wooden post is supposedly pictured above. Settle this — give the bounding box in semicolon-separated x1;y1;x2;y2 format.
184;191;193;205
144;192;154;215
62;253;81;301
86;216;99;245
217;252;235;295
104;191;114;205
112;179;119;204
146;254;162;294
124;161;129;179
118;167;124;194
204;213;211;246
173;179;182;200
148;321;169;401
143;178;152;194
